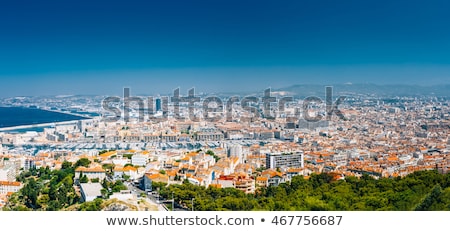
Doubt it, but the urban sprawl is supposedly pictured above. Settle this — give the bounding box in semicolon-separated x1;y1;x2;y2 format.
1;90;449;210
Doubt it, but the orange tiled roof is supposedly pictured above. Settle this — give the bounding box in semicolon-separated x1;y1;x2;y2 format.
75;166;105;173
114;165;124;171
256;176;268;181
188;165;196;170
181;156;190;161
99;151;117;158
0;181;21;186
145;173;169;181
123;166;137;172
166;170;178;177
287;168;304;173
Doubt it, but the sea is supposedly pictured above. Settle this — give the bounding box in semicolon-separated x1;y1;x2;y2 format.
0;107;90;133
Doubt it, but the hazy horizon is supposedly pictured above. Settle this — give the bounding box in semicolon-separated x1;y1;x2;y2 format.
1;0;450;97
2;64;450;97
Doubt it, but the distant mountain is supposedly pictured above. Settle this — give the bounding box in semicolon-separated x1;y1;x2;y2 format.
276;84;450;97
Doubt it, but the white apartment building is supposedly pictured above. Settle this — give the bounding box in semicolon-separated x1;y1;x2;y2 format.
0;181;22;195
131;154;148;166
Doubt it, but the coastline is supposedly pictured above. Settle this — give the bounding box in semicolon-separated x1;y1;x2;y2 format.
0;105;96;119
0;106;95;132
39;107;97;119
0;119;94;132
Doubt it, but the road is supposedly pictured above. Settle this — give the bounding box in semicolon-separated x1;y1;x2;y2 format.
125;182;170;211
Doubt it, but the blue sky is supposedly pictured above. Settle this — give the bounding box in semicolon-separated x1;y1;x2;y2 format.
1;0;450;97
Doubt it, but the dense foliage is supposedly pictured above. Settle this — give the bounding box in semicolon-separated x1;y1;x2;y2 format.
5;161;79;211
155;170;450;211
5;166;450;211
3;159;133;211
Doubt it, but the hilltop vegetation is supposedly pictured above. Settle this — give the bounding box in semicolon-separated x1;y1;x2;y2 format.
2;159;154;211
156;170;450;211
4;166;450;211
4;163;79;211
4;160;95;211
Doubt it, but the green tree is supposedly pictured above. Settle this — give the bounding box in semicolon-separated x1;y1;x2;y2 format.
75;158;91;168
80;175;89;184
101;188;109;199
123;154;133;159
79;198;103;211
111;180;127;192
22;178;39;209
415;185;442;211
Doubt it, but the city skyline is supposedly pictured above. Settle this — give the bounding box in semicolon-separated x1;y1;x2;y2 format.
1;0;450;97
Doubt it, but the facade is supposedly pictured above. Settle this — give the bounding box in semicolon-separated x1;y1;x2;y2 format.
261;169;285;187
140;173;169;192
143;134;160;142
194;132;224;141
267;175;283;186
113;165;139;180
0;165;17;182
228;144;243;158
255;176;268;187
161;134;177;142
0;181;22;195
140;174;153;192
285;168;305;181
131;154;148;166
234;178;255;194
215;174;255;194
155;98;162;112
266;152;304;169
75;166;106;181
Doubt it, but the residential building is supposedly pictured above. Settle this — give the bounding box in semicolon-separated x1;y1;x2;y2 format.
266;152;304;169
75;166;106;181
140;173;169;192
0;181;22;195
131;154;148;166
0;165;17;182
113;165;139;180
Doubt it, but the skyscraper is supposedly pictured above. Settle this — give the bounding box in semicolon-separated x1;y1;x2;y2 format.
155;98;162;112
